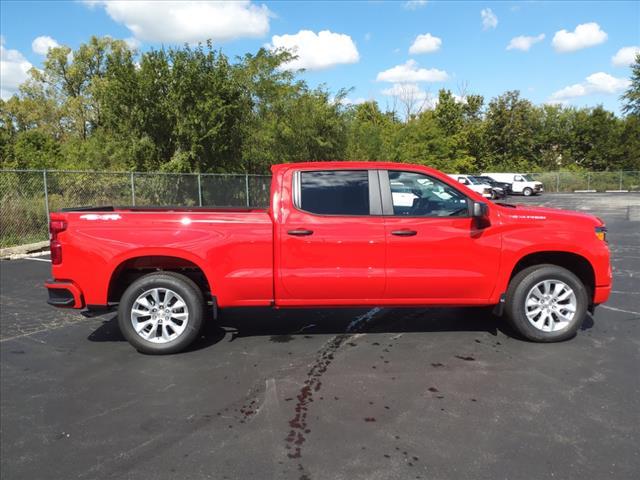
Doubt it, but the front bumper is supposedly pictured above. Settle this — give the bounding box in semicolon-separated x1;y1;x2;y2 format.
593;284;611;305
45;280;84;308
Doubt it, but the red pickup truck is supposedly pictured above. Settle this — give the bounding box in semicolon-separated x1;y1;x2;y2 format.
46;162;612;354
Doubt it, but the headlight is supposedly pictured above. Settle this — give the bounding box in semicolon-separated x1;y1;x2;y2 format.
595;226;607;242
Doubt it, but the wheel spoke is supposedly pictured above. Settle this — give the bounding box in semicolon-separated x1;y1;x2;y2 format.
134;319;154;333
171;300;186;310
526;297;540;308
164;289;175;306
140;324;156;339
161;324;173;341
150;289;160;306
169;318;184;330
527;307;542;318
136;297;152;309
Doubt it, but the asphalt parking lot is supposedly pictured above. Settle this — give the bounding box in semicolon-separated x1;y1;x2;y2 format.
1;193;639;480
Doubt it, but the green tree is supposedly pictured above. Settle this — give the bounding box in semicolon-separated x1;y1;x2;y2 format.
483;91;540;170
621;53;640;117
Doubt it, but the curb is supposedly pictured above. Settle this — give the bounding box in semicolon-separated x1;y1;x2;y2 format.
0;241;49;260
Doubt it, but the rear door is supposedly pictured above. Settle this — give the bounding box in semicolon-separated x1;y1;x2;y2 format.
381;170;502;301
277;169;386;303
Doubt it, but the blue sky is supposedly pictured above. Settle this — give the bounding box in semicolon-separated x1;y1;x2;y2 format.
1;1;639;114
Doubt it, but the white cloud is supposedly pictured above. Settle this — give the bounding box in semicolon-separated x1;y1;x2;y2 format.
612;46;640;67
550;72;630;101
507;33;545;52
376;59;448;83
409;33;442;54
552;22;607;53
382;83;437;111
84;1;271;43
124;37;141;50
268;30;359;71
404;1;428;10
382;83;428;100
32;35;59;55
481;8;498;30
338;97;367;106
0;39;32;100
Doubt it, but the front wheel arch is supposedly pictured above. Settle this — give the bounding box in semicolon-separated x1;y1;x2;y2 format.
507;251;595;304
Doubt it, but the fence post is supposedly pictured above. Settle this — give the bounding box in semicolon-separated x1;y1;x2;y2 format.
245;174;250;207
197;173;202;207
43;170;50;224
619;171;623;191
556;172;560;193
130;172;136;206
587;172;591;191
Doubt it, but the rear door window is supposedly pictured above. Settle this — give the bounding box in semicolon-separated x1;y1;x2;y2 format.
299;170;370;215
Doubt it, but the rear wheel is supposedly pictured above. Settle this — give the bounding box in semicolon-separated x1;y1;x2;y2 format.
118;272;204;354
504;265;588;342
522;187;533;196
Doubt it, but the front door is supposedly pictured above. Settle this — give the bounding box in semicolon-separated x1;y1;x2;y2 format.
278;169;386;303
382;170;501;301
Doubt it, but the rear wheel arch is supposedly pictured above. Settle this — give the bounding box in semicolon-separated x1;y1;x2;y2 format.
107;255;213;304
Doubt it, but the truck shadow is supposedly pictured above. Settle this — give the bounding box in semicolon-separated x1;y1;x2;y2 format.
86;306;593;352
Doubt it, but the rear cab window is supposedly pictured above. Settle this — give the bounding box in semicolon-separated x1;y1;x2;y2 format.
298;170;370;216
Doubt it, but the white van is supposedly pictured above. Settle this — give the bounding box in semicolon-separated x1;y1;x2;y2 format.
482;173;544;196
447;174;494;198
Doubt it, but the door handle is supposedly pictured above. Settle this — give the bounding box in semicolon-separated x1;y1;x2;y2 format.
287;229;314;236
391;229;417;237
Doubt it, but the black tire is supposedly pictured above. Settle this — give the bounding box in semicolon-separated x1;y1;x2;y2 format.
522;187;533;196
504;264;588;342
118;272;204;354
491;190;498;200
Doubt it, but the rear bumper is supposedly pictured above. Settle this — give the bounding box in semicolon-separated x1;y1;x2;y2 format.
45;280;84;309
594;284;611;305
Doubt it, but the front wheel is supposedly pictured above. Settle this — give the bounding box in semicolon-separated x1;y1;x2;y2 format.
118;272;204;354
504;265;588;342
522;187;533;196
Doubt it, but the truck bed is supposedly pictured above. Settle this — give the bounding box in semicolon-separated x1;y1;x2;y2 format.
49;208;275;308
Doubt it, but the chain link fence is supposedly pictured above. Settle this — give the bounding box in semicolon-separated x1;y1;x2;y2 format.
0;170;271;248
1;169;638;248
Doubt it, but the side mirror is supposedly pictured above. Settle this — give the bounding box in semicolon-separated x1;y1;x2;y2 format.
471;201;489;218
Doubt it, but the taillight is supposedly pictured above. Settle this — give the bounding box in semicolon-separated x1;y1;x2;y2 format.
49;219;67;265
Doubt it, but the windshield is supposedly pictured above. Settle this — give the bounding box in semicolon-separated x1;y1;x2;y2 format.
470;176;491;185
465;176;484;185
522;174;535;181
